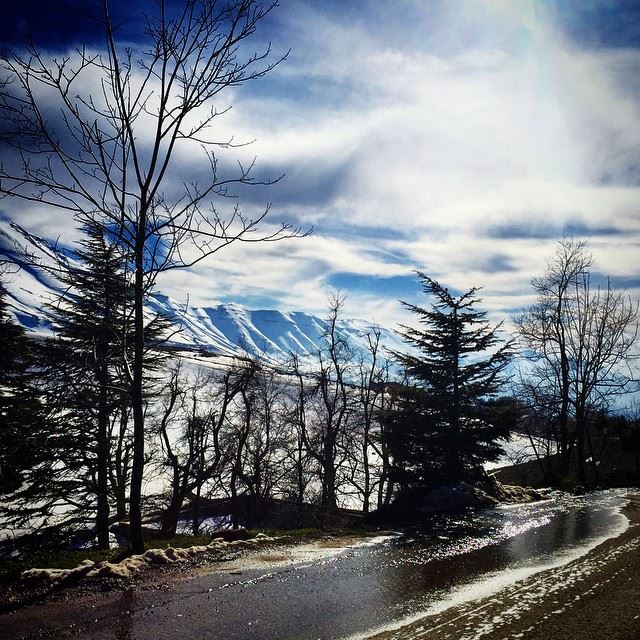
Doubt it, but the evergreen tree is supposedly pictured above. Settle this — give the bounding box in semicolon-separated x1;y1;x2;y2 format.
383;274;513;498
2;227;170;547
0;274;90;539
0;277;45;494
45;223;133;548
45;223;172;547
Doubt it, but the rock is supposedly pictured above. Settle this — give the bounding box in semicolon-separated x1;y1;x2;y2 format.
477;476;545;504
209;528;251;542
368;475;550;525
419;481;500;513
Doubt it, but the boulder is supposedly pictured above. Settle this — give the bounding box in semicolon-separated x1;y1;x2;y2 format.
209;527;251;542
476;476;545;504
419;481;500;513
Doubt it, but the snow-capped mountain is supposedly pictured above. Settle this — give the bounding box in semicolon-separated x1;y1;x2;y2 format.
147;295;405;363
0;220;407;364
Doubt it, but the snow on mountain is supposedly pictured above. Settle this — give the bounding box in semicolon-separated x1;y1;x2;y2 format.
149;294;405;364
0;221;70;332
0;220;407;365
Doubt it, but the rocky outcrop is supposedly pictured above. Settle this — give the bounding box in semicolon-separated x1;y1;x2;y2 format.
477;477;545;504
417;479;544;513
368;478;546;525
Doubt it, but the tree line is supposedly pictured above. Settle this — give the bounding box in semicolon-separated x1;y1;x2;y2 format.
0;256;397;546
1;234;638;551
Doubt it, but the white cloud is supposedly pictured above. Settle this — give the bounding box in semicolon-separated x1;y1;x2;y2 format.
232;0;640;324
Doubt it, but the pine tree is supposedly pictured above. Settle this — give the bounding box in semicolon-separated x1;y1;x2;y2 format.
0;278;45;494
45;223;133;548
0;275;91;539
45;223;172;547
384;274;513;498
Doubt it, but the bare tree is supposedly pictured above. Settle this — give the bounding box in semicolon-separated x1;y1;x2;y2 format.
287;296;353;508
566;274;638;483
0;0;305;551
154;360;252;537
223;358;260;527
222;363;289;526
515;241;591;476
280;353;315;504
516;240;638;484
241;368;288;497
355;329;392;512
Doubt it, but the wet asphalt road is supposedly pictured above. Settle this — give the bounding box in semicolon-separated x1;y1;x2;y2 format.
3;491;628;640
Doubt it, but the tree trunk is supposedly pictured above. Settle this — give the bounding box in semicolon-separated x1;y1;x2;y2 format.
96;277;112;550
192;484;201;536
129;228;146;553
161;469;187;539
576;406;587;487
230;474;240;529
296;437;305;504
112;406;130;521
321;431;337;507
559;402;570;478
322;466;337;507
96;357;110;549
160;498;182;540
377;435;392;509
362;425;370;514
558;308;571;479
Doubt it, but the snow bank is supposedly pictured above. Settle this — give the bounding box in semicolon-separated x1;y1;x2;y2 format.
21;533;280;585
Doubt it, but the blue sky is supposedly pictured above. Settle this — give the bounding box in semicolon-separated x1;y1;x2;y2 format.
1;0;639;328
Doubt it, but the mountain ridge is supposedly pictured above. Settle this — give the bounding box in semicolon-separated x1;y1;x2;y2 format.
0;220;406;364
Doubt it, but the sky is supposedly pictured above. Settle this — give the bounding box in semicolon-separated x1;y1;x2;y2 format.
1;0;639;329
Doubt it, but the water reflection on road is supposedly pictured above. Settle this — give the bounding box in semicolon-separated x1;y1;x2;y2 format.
360;490;628;635
67;490;632;640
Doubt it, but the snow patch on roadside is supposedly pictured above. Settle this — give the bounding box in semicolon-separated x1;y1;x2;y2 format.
204;533;399;574
20;533;278;585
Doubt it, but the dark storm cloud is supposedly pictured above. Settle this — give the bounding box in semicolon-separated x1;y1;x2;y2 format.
0;1;101;48
0;1;187;49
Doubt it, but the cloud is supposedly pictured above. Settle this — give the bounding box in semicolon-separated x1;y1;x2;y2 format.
226;1;640;236
328;273;421;300
1;0;639;331
485;221;626;240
